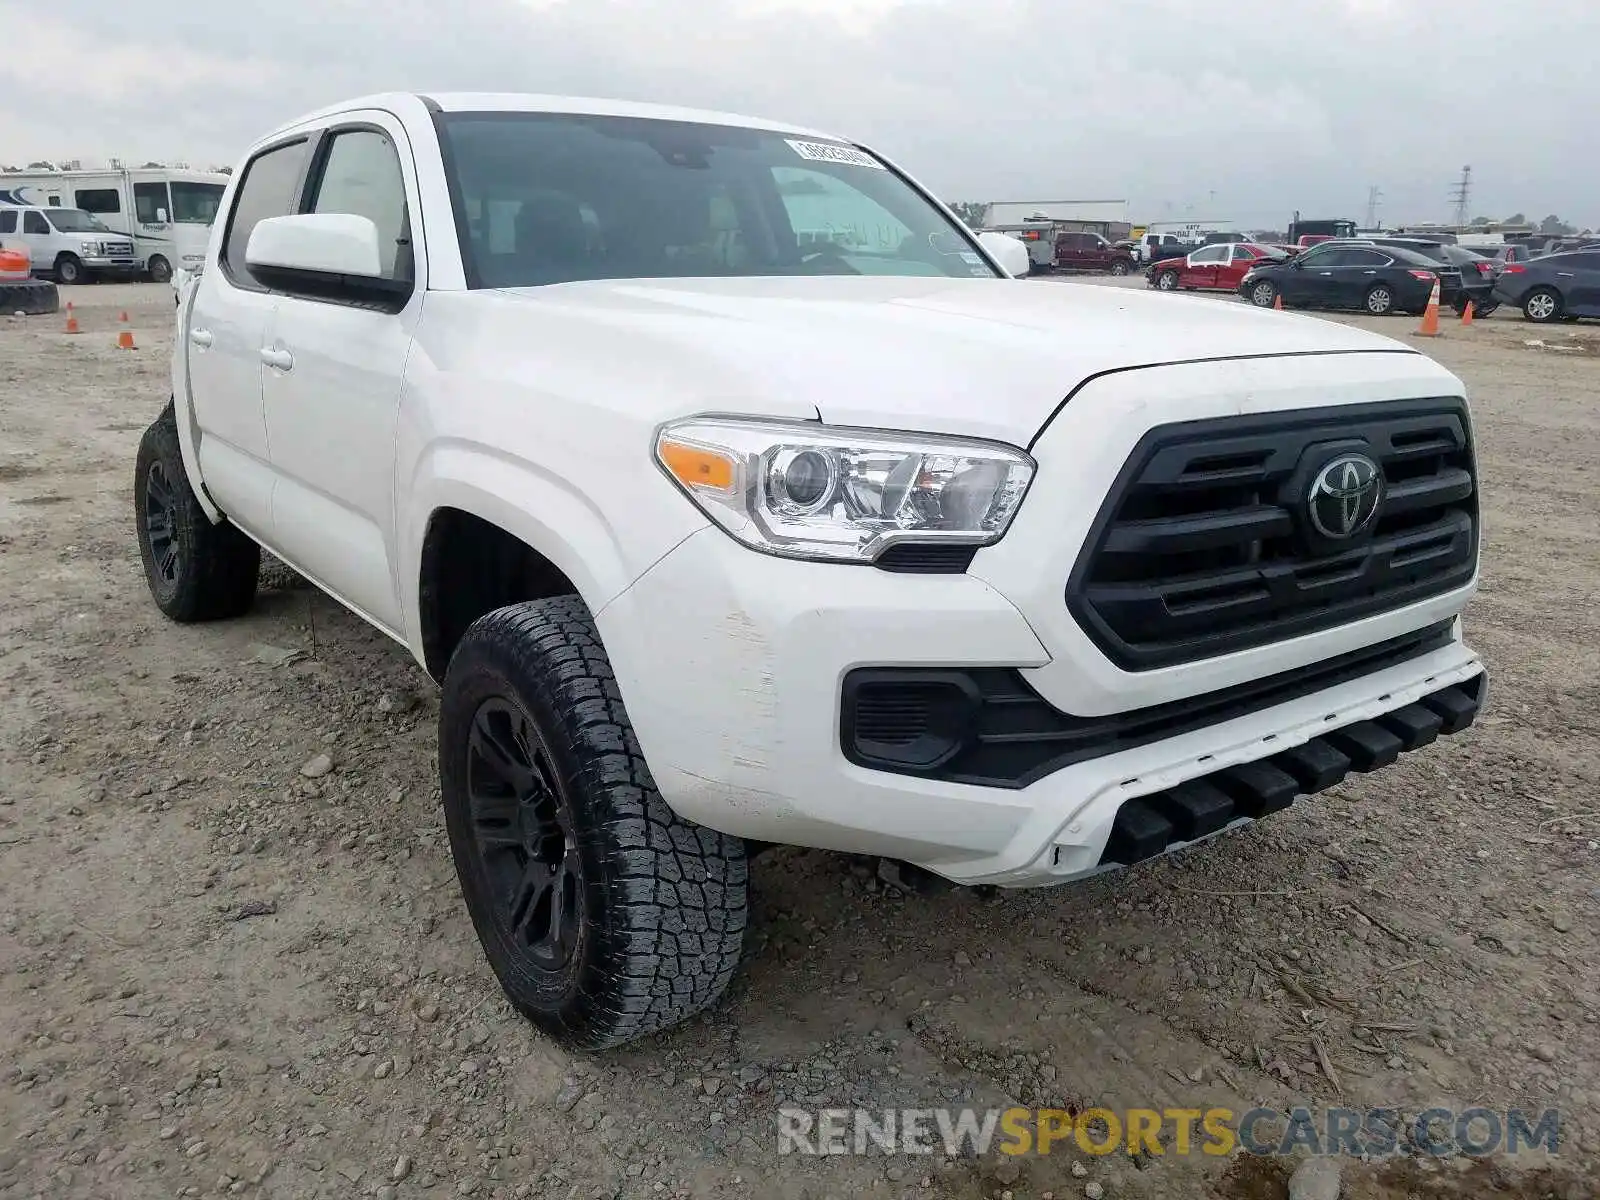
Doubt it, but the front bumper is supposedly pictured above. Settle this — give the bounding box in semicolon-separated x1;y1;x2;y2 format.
83;256;139;272
598;526;1483;888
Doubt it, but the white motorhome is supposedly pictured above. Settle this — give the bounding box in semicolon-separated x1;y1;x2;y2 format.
0;167;229;282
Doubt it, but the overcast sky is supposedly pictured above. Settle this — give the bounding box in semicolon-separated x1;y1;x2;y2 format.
3;0;1594;228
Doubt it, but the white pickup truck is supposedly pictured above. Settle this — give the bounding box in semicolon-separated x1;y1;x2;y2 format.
137;92;1486;1050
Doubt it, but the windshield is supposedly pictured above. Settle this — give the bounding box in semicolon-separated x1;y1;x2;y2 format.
170;181;226;224
438;111;999;287
45;208;111;233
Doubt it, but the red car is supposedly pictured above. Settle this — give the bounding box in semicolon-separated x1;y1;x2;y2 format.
1145;242;1287;293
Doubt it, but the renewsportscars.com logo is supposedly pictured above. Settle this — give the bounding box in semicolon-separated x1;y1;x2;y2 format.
777;1106;1563;1159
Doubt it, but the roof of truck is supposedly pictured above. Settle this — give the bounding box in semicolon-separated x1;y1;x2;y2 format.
266;91;842;144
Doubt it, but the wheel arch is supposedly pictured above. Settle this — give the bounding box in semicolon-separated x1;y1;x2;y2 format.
403;446;647;680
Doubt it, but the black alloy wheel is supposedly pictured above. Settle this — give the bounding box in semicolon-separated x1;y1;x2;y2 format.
465;697;582;971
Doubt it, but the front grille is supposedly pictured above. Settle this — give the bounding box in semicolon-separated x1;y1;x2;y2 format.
840;620;1455;788
1068;398;1478;671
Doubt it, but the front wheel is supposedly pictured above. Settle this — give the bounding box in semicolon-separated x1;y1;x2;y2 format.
1364;284;1395;315
147;255;172;284
134;405;260;622
1155;269;1181;291
1109;259;1131;276
54;253;84;285
1249;280;1278;308
1523;288;1562;323
440;597;749;1050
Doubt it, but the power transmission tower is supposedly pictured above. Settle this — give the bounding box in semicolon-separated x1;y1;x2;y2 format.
1365;186;1382;228
1448;166;1472;228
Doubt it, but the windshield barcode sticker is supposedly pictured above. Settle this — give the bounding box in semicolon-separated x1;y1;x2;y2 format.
785;139;886;170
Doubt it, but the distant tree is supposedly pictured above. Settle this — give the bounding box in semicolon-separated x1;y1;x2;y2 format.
947;201;987;228
140;160;166;169
25;160;56;170
1470;216;1491;226
215;166;234;175
1540;214;1575;235
1506;212;1527;225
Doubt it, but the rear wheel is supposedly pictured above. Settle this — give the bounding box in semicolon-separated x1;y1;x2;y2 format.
1155;269;1181;291
1523;288;1562;323
1249;280;1278;307
440;597;749;1050
134;404;260;621
1364;284;1394;315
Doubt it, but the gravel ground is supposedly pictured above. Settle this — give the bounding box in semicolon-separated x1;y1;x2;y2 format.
0;282;1596;1200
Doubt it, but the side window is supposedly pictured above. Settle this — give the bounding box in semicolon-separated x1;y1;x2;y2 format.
1231;245;1257;261
23;211;49;235
308;129;411;280
75;188;121;214
1343;250;1388;267
0;211;15;234
1190;245;1228;263
223;137;311;285
134;182;170;224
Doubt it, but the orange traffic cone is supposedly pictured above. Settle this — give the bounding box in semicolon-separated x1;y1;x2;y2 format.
116;310;135;350
1460;299;1475;326
1414;279;1442;338
63;302;80;335
1273;293;1284;311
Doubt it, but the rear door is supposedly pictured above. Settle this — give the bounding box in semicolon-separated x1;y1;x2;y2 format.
185;135;312;538
1559;252;1600;314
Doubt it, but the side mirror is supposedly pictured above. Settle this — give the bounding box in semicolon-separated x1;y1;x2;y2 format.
156;208;168;223
248;213;382;277
976;230;1031;278
245;213;408;308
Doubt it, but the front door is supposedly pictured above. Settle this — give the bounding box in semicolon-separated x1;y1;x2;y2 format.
261;116;422;634
1180;244;1228;288
185;136;313;538
1279;245;1337;304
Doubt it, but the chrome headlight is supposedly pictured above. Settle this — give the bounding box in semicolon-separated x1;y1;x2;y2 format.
655;417;1035;563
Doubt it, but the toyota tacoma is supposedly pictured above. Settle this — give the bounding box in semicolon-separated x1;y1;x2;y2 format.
135;92;1486;1050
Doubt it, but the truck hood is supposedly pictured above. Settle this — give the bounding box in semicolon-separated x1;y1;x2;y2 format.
492;276;1418;445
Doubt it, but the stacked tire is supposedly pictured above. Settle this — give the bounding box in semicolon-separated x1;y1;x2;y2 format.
0;280;59;316
0;248;57;315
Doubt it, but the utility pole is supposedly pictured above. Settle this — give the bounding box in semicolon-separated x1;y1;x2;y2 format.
1448;166;1472;228
1365;185;1382;229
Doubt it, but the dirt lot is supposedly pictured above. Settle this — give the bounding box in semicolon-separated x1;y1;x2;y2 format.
1;282;1596;1200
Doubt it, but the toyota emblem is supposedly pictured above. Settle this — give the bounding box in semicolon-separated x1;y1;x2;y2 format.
1307;453;1383;539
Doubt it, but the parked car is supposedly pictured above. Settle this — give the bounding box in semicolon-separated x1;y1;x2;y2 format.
1239;242;1454;315
1490;250;1600;322
1053;230;1137;274
138;90;1487;1050
1355;238;1499;316
0;204;139;283
1147;242;1287;293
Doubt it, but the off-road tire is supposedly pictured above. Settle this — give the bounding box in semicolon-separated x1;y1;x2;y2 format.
440;597;748;1050
134;403;260;622
0;280;58;315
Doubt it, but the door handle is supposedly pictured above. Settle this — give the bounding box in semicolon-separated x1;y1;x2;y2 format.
189;328;213;348
260;347;294;371
1319;271;1333;276
1363;270;1377;275
1557;272;1575;277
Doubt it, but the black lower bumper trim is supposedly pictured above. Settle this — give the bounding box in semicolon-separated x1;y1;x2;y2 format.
1099;672;1485;867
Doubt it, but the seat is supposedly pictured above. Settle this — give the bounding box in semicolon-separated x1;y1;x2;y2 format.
514;195;591;276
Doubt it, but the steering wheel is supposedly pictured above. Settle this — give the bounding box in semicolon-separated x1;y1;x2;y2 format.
798;243;858;273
